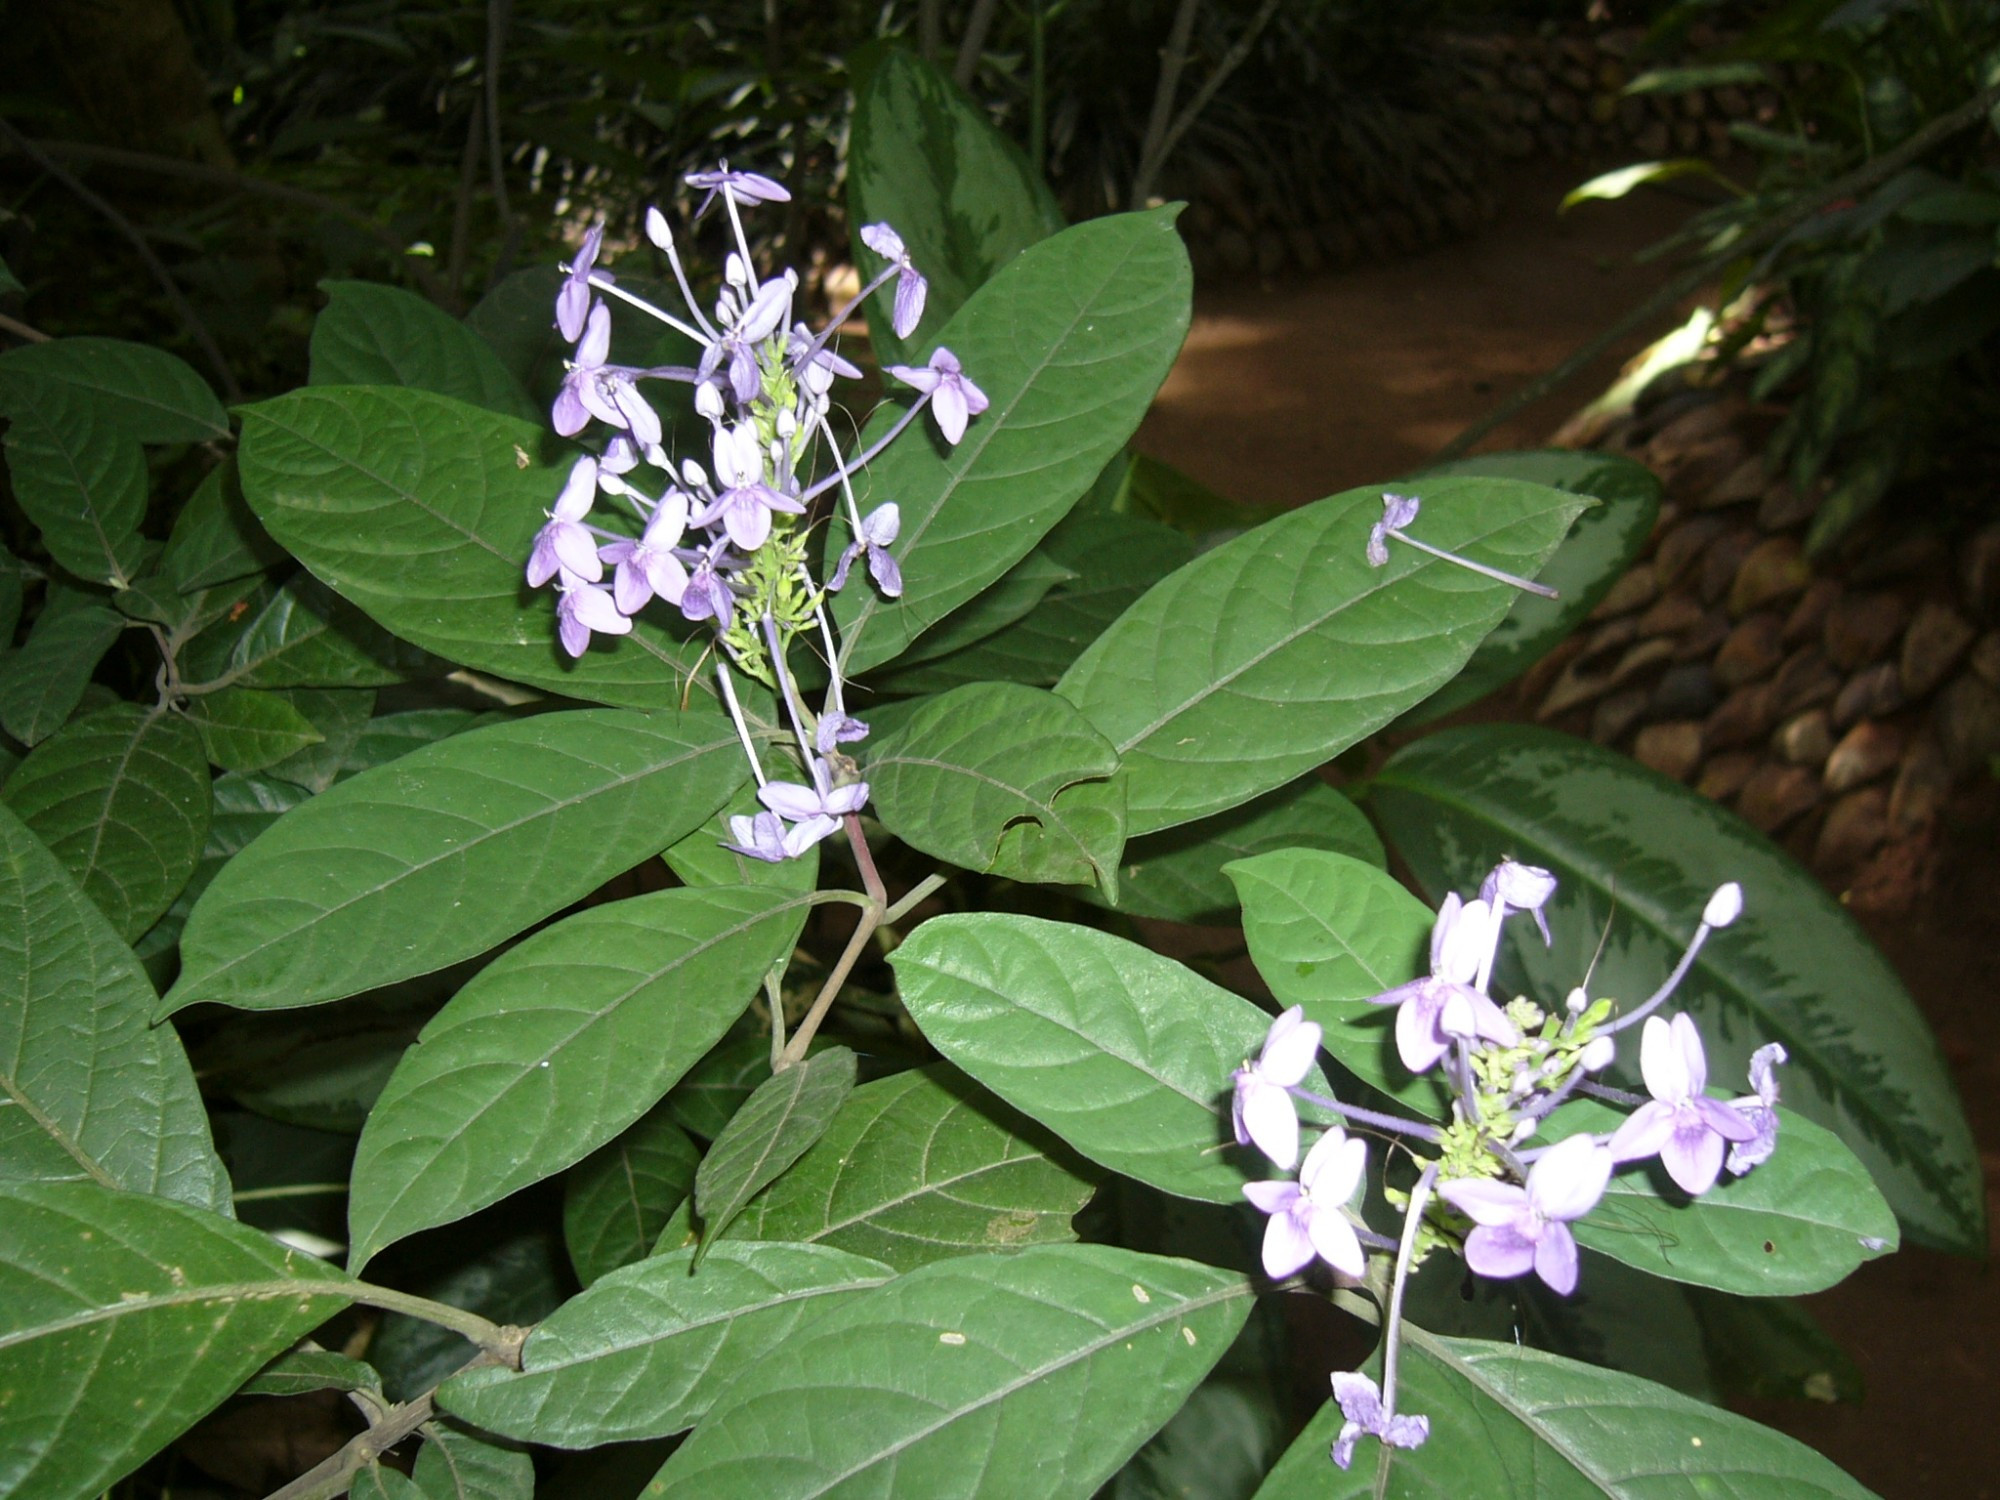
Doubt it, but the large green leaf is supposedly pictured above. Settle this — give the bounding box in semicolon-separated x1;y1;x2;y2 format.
0;600;127;747
236;385;705;707
1371;724;1982;1253
0;1179;353;1500
644;1244;1252;1500
0;378;147;584
885;551;1074;671
346;885;812;1268
163;706;746;1015
0;805;228;1210
1058;478;1589;835
2;705;211;942
845;42;1065;369
411;1419;536;1500
664;1029;770;1140
891;914;1307;1202
310;280;539;422
869;511;1196;694
260;687;379;793
0;337;228;444
1226;849;1440;1108
1112;778;1384;925
438;1243;895;1448
1253;1331;1876;1499
199;573;438;689
1400;451;1660;723
866;682;1124;892
1538;1100;1898;1297
835;210;1192;673
564;1101;701;1285
664;1065;1097;1270
160;458;286;593
692;1045;856;1255
183;686;327;773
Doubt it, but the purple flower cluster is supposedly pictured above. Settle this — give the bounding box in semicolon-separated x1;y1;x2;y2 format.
527;166;991;862
1227;858;1787;1474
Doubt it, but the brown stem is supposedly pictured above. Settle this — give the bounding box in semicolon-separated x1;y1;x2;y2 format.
1433;80;2000;463
484;0;521;288
0;118;240;400
0;311;50;344
953;0;1003;90
1129;0;1202;212
1132;0;1281;210
446;95;484;301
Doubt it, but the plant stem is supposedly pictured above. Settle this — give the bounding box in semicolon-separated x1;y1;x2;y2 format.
1379;1163;1439;1425
344;1282;520;1356
0;311;50;344
884;872;947;925
953;0;1002;89
1131;0;1282;211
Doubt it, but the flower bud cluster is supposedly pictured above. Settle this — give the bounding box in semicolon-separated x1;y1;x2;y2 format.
528;166;989;861
1227;860;1786;1471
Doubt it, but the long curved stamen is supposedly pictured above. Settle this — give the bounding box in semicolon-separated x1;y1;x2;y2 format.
1381;1163;1439;1424
715;659;766;788
586;273;710;346
801;395;931;504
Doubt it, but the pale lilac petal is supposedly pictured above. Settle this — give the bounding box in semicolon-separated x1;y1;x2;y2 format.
1660;1122;1728;1196
1748;1042;1786;1105
1300;1129;1366;1205
1608;1100;1675;1163
1526;1135;1612;1222
893;270;928;338
1437;1177;1526;1228
1639;1015;1691;1103
1428;892;1461;973
780;815;841;857
577;302;612;366
1307;1208;1365;1279
1381;492;1421;531
1694;1094;1759;1142
1436;897;1495;984
827;541;863;592
1241;1180;1299;1216
723;812;788;863
1237;1081;1299;1171
822;781;869;816
1394;992;1450;1074
758;781;825;822
1258;1006;1322;1087
867;545;903;598
932;380;969;444
1533;1224;1580;1294
1727;1105;1779;1175
552;384;590;436
861;503;901;546
1670;1012;1708;1097
1462;1223;1537;1281
1258;1206;1317;1280
860;222;906;260
552;522;603;582
555;456;598;520
567;583;630;635
886;362;940;394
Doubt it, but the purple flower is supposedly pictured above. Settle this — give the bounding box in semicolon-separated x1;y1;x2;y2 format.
1242;1126;1367;1280
685;164;791;220
828;503;902;597
1438;1132;1613;1295
788;323;862;398
859;222;929;339
554;304;663;447
527;457;605;587
1366;493;1422;568
679;541;737;628
694;421;804;552
1607;1013;1759;1196
814;712;870;755
1727;1042;1787;1176
1479;859;1557;947
1230;1005;1322;1171
556;222;605;344
722;810;826;864
554;571;632;658
887;347;989;445
758;756;869;827
699;273;796;405
597;492;690;614
1368;893;1518;1074
1329;1372;1429;1470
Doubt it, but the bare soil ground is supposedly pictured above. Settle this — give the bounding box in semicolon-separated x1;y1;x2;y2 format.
1140;157;1999;1500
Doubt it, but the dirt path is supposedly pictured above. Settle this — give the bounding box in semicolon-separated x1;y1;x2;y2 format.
1141;157;1998;1499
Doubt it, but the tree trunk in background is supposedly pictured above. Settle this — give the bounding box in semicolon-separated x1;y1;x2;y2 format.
36;0;234;167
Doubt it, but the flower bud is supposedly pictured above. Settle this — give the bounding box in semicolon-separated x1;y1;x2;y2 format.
645;205;673;251
1578;1035;1615;1072
1703;883;1744;929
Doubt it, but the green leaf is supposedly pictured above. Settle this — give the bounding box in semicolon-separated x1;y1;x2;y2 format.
835;210;1192;673
164;705;746;1014
346;885;811;1268
643;1244;1252;1500
310;280;539;422
184;685;328;773
2;705;211;942
1058;477;1589;835
671;1064;1097;1270
236;385;705;707
1399;451;1658;722
412;1419;535;1500
869;511;1196;694
662;783;820;893
0;377;146;584
693;1045;857;1256
0;600;126;746
260;687;378;793
1107;1376;1285;1500
564;1101;701;1285
468;267;571;401
1112;778;1384;925
339;706;479;776
0;1179;353;1500
207;572;439;689
1253;1330;1876;1499
889;550;1075;669
867;682;1125;892
1226;848;1441;1108
665;1030;769;1140
439;1243;896;1448
201;984;424;1133
1538;1100;1897;1297
1560;157;1739;211
354;1465;424;1500
371;1227;567;1401
0;804;228;1210
160;457;286;592
1113;451;1284;536
0;337;227;443
1371;724;1983;1253
240;1346;382;1397
846;42;1065;369
891;914;1307;1202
